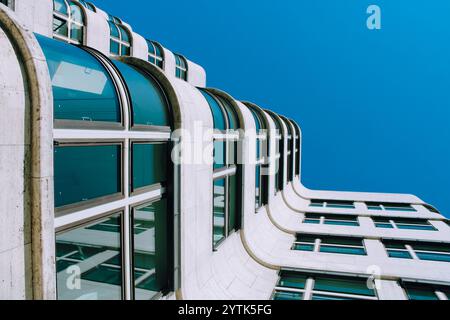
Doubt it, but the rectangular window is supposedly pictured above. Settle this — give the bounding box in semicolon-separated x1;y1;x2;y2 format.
56;213;123;300
303;213;359;226
309;200;355;209
293;234;366;256
273;271;377;300
131;143;168;192
367;202;416;212
402;282;450;300
132;198;168;300
54;144;121;210
213;179;226;248
373;217;436;231
383;240;450;262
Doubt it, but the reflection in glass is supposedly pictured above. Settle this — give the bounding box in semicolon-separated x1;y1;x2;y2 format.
56;213;123;300
213;179;226;247
132;199;168;300
132;143;168;191
36;34;121;122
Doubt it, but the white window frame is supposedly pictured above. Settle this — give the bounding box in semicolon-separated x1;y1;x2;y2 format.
53;0;85;45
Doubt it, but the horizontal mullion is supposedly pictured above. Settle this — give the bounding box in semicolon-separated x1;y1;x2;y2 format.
55;188;164;231
54;129;170;141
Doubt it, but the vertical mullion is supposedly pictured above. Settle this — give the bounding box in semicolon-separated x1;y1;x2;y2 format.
123;139;131;299
303;278;315;300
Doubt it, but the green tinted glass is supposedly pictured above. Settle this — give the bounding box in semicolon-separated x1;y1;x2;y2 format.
56;213;122;300
132;143;168;191
54;145;121;208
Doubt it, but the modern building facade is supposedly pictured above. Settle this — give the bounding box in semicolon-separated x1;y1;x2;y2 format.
0;0;449;300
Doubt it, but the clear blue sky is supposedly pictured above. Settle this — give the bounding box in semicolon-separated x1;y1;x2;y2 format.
95;0;450;217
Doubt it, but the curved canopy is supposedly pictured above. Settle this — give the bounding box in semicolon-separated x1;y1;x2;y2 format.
37;34;121;123
216;95;239;130
112;61;171;128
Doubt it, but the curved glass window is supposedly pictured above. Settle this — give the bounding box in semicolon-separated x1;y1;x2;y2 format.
175;54;187;80
113;61;170;127
147;40;164;69
52;0;85;44
78;0;95;11
54;144;122;209
108;15;131;56
37;34;121;123
200;90;227;130
213;178;226;247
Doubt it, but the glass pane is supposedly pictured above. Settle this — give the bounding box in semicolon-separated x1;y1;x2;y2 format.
397;224;436;231
133;199;168;300
404;285;439;300
118;25;130;43
70;23;83;42
412;243;450;253
110;39;120;55
228;174;237;234
273;291;303;300
320;245;366;256
255;165;261;209
218;96;239;130
314;276;375;297
304;219;320;224
53;17;68;37
54;145;121;208
54;0;68;15
56;213;122;300
320;236;363;246
113;61;170;127
132;143;168;191
375;223;394;229
148;56;156;65
108;21;119;38
278;272;307;289
312;294;355;300
147;40;155;54
69;1;84;23
324;220;359;226
387;250;412;259
200;90;226;130
213;179;226;247
416;252;450;263
37;34;121;122
293;244;314;251
213;141;225;169
121;45;131;57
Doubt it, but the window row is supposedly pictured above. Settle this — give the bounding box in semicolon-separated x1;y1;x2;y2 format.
174;54;187;80
303;213;437;231
384;240;450;263
56;197;170;300
54;142;169;212
273;271;377;300
272;271;450;300
292;233;450;263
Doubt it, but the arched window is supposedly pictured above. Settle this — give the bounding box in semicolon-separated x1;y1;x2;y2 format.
52;0;85;44
265;110;285;192
280;116;294;182
108;14;132;56
146;40;164;69
112;60;171;129
78;0;95;12
248;106;270;209
174;54;187;80
200;89;241;250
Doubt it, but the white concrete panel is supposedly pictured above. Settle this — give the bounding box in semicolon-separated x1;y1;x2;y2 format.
14;0;53;37
131;31;148;61
186;59;206;88
84;8;110;55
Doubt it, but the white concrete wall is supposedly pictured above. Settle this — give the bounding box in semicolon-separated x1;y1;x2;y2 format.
84;7;110;55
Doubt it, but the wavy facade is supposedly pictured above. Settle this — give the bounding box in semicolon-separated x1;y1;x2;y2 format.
0;0;449;300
